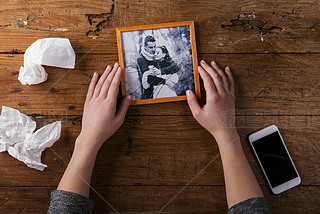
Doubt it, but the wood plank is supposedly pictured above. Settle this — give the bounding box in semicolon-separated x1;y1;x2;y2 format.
0;186;319;213
90;186;320;214
0;0;320;54
118;0;320;54
0;115;319;186
0;0;118;53
0;187;54;214
1;53;320;115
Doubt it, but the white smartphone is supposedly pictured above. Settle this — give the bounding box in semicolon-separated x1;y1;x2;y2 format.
248;125;301;194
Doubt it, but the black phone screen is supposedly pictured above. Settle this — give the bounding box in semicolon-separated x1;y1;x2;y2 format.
252;131;298;188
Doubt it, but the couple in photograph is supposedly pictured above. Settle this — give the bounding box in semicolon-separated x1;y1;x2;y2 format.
137;35;179;99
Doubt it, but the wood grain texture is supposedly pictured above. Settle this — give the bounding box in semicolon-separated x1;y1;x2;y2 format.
0;0;319;213
1;54;320;115
0;115;319;187
0;0;320;53
0;186;319;213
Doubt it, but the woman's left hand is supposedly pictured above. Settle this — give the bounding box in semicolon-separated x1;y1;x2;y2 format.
152;67;161;76
77;63;131;152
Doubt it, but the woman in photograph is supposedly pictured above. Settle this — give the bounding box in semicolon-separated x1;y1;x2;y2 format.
142;46;180;99
155;46;179;75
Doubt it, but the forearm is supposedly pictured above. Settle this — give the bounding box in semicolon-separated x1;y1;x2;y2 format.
57;135;99;198
215;131;263;208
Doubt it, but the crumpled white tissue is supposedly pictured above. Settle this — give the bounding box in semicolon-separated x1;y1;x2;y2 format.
0;106;61;171
18;38;76;85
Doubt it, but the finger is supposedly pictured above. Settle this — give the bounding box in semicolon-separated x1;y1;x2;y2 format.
186;90;203;118
93;65;112;98
115;95;132;123
100;63;120;99
106;66;123;101
86;72;99;102
200;60;224;93
225;66;235;94
198;66;217;95
211;61;229;90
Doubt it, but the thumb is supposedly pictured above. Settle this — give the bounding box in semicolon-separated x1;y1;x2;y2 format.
116;95;131;123
186;90;202;118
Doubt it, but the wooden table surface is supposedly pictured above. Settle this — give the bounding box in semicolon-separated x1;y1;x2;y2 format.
0;0;320;213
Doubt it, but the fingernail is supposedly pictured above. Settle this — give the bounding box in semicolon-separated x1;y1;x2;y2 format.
127;95;132;101
93;72;97;77
212;61;216;65
106;65;111;71
226;66;230;71
200;60;205;63
186;90;191;96
117;67;122;72
115;62;119;67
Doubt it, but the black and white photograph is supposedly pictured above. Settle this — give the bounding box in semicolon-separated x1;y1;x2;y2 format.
117;22;199;104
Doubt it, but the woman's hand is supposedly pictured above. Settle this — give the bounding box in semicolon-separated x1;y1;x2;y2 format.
77;63;131;152
186;60;237;144
152;67;162;76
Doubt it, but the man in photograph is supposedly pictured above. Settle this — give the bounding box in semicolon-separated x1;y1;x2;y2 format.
137;35;156;73
137;35;166;99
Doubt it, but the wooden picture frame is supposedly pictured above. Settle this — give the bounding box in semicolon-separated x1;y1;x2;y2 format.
116;21;200;105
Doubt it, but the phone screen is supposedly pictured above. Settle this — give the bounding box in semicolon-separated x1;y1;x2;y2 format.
252;131;298;188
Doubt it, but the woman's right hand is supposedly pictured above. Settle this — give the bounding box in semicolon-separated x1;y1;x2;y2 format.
186;60;237;145
77;63;131;152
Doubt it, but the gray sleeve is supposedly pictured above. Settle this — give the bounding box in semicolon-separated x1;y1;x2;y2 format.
227;197;270;214
47;190;95;214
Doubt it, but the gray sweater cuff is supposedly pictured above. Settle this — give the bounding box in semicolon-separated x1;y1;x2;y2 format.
227;197;270;214
47;190;95;214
